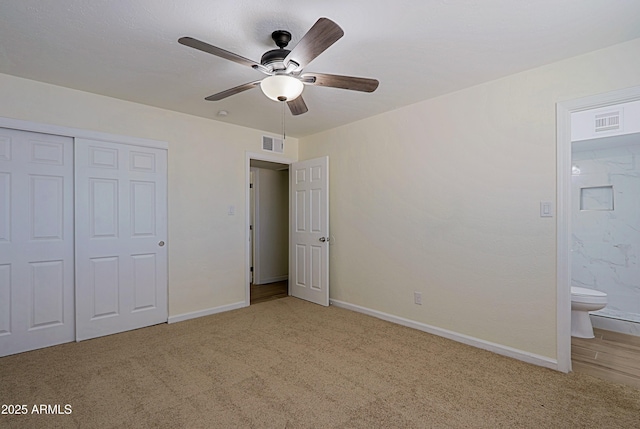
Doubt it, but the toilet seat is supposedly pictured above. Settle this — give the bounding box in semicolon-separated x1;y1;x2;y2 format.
571;286;606;297
571;286;607;305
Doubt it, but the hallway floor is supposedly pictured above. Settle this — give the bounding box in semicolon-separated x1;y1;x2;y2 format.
250;280;288;305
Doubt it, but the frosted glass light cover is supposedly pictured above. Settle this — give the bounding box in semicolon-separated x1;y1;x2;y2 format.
260;75;303;101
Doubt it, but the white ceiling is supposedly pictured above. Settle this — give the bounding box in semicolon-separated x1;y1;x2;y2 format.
1;1;639;138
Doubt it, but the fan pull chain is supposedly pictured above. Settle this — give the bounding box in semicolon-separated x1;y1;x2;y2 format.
282;100;286;141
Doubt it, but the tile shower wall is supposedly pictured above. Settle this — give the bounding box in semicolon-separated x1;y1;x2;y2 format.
572;137;640;331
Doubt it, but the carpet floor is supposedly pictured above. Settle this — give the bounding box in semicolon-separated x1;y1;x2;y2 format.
1;297;639;428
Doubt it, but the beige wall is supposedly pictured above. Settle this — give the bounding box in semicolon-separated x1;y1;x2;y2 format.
254;168;289;284
0;73;298;317
298;38;640;359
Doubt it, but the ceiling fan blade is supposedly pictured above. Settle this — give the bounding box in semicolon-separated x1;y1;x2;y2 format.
179;36;261;69
284;18;344;69
287;96;308;115
205;81;261;101
300;72;379;92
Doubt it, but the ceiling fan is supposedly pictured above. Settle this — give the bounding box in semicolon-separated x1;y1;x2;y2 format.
178;17;379;116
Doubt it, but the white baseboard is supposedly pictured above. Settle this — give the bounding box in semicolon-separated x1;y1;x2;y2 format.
254;275;288;285
330;299;559;371
591;315;640;337
168;301;246;324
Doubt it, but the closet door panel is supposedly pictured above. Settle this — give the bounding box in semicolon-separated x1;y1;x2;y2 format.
0;128;74;357
75;138;167;341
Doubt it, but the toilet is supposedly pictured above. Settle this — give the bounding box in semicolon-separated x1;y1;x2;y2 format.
571;286;607;338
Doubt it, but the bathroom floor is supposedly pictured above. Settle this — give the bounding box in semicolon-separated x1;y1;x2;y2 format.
572;328;640;389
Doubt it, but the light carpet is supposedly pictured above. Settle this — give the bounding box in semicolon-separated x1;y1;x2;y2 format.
1;297;639;428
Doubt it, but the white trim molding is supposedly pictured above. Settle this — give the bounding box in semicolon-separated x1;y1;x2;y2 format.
168;301;246;324
556;85;640;373
331;299;559;370
0;116;167;149
254;275;289;285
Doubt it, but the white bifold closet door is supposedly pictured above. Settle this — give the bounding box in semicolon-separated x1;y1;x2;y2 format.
0;128;75;356
74;138;167;341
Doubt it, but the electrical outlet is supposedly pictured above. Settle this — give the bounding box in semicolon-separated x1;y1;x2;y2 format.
414;291;422;305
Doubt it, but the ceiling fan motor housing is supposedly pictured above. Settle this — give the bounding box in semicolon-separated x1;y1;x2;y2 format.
260;49;291;70
261;30;296;72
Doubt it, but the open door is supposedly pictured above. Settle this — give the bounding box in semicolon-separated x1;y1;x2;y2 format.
289;156;329;306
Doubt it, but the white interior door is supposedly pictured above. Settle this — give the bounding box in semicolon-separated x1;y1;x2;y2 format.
0;128;74;357
75;138;167;341
290;156;329;306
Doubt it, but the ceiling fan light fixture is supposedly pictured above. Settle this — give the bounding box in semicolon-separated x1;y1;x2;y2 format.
260;75;303;102
180;18;378;116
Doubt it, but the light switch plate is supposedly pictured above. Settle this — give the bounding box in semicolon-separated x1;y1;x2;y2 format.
540;201;554;217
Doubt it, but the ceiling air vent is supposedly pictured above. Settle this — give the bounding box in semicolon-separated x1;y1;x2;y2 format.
594;111;621;133
262;135;284;153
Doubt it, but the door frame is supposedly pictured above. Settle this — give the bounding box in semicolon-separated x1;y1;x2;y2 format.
245;151;295;306
556;85;640;373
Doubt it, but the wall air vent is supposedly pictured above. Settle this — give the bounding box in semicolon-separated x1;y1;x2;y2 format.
594;111;621;133
262;135;284;153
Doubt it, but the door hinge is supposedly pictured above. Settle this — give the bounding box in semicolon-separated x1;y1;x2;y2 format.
249;183;253;188
249;225;253;230
250;266;253;272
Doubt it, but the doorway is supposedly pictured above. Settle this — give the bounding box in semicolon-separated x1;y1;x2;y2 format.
250;160;289;304
245;153;294;305
244;152;331;307
557;85;640;373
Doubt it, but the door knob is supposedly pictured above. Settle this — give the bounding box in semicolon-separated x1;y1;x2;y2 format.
319;237;326;242
158;241;165;247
